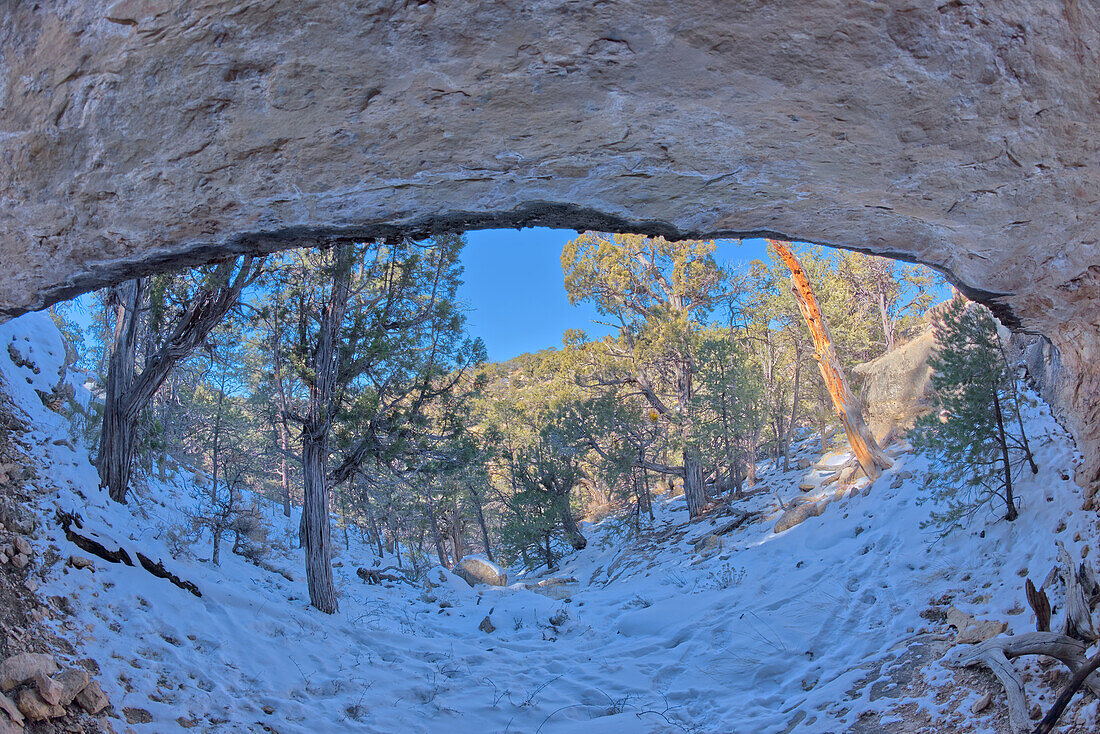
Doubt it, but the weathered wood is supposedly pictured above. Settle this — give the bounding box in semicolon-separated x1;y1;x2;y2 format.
1056;541;1096;641
56;510;200;596
768;240;892;481
135;552;201;597
1026;578;1052;632
714;511;761;536
1033;649;1100;734
947;630;1100;734
356;567;403;585
56;510;133;566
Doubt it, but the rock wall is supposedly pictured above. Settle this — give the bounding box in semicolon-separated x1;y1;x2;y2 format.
1;1;1098;493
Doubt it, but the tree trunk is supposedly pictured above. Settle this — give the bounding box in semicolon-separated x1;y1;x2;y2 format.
469;487;495;562
769;240;893;481
98;256;258;504
97;278;144;503
877;290;895;353
787;349;802;462
271;329;294;517
299;245;352;615
556;490;587;550
683;449;707;518
301;438;338;612
992;386;1019;521
425;488;450;567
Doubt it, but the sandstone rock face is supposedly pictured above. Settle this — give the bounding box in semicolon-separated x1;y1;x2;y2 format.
1;2;1098;491
853;329;936;441
452;556;507;587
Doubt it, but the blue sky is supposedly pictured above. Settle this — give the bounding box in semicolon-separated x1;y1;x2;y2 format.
459;229;769;361
63;231;772;362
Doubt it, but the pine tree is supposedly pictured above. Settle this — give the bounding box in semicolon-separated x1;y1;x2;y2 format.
912;295;1038;531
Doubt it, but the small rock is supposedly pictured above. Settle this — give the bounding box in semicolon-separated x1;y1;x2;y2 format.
798;483;815;492
0;691;24;726
74;680;108;715
0;555;7;566
0;652;59;691
15;689;64;721
0;545;11;558
797;458;811;470
1030;703;1042;720
478;616;495;634
262;705;275;715
12;537;30;557
34;671;62;706
53;668;90;706
971;691;991;713
67;556;94;571
123;707;153;724
10;555;27;570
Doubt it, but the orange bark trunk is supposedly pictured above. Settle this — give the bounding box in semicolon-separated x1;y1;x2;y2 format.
768;239;893;481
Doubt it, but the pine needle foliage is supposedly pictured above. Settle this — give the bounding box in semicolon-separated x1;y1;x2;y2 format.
911;295;1037;533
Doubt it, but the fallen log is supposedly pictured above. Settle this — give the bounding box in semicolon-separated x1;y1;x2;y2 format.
945;631;1100;734
136;552;201;597
1033;648;1100;734
56;509;200;597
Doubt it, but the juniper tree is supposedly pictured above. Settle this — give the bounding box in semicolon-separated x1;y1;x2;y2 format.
912;295;1038;530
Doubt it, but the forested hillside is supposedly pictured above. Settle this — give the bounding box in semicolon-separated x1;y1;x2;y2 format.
1;234;1097;733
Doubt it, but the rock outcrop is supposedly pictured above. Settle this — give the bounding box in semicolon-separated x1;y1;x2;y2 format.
1;2;1098;495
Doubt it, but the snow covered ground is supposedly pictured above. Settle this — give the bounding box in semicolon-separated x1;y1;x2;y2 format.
2;312;1098;733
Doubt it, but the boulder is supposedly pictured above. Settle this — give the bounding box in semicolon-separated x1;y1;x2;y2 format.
11;538;30;557
853;330;936;441
10;555;27;570
798;483;815;492
33;671;61;706
797;458;812;470
52;668;89;706
0;653;58;692
74;680;108;715
452;556;507;587
947;607;1008;644
774;500;828;534
15;689;63;722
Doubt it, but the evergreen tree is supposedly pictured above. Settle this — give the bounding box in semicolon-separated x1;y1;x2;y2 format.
912;295;1038;531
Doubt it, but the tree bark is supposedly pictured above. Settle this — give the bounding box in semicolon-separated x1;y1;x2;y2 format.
299;246;352;615
97;278;144;503
769;240;893;481
683;449;707;518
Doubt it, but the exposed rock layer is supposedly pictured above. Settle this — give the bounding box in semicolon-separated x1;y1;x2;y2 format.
1;2;1098;490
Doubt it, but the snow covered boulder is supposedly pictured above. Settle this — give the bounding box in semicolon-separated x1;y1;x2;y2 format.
452;556;507;587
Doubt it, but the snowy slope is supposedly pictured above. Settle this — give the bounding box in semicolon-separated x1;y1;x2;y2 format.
2;312;1097;734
